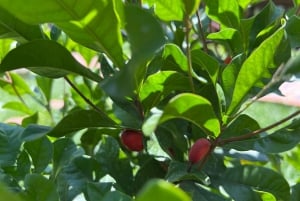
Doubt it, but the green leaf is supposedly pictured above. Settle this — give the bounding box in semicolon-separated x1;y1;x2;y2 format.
0;184;24;201
0;40;102;82
283;51;300;77
0;123;23;167
24;136;53;173
95;135;134;195
102;191;133;201
227;25;285;115
162;44;188;72
53;138;84;178
160;93;220;136
101;5;165;100
207;28;243;54
21;124;51;142
191;49;220;84
0;6;44;42
204;0;240;28
166;161;210;184
23;174;59;201
222;165;290;201
85;182;113;201
2;102;33;115
145;0;185;21
140;71;192;112
47;109;117;137
136;179;191;201
56;156;100;201
0;0;124;67
36;77;53;103
291;183;300;201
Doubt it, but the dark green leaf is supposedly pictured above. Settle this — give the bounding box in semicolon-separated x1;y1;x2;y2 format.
222;165;290;201
21;124;51;142
0;123;23;167
84;182;113;201
286;16;300;47
0;40;102;82
23;174;59;201
57;156;100;201
53;138;84;178
291;183;300;201
47;109;117;137
24;136;53;173
102;191;133;201
0;184;24;201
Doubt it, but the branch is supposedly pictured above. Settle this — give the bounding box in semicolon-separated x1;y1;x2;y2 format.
196;10;208;53
218;110;300;145
64;76;106;116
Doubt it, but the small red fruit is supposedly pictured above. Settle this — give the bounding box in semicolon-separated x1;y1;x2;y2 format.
188;138;211;164
224;56;232;64
120;129;144;151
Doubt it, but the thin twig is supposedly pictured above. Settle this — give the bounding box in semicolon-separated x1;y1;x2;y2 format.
196;10;208;53
218;110;300;145
184;15;196;93
64;76;106;116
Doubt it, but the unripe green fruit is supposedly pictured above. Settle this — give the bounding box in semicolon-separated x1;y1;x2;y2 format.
188;138;211;164
120;129;144;151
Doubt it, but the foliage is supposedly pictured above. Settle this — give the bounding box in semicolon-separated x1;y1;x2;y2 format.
0;0;300;200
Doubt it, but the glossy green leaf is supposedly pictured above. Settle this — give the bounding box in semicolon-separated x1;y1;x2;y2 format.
162;44;188;72
24;136;53;173
222;166;290;201
0;6;44;42
23;174;59;201
0;0;124;67
191;49;220;84
204;0;240;28
95;135;134;195
136;179;191;201
207;28;243;54
145;0;185;21
166;161;209;184
53;138;84;178
159;93;220;136
140;71;192;112
47;109;117;137
0;123;23;167
227;25;285;115
0;40;102;82
56;156;100;201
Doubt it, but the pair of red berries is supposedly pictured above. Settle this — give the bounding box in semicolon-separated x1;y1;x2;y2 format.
120;129;211;164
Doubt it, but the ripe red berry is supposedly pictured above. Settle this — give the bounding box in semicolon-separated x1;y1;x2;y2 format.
120;129;144;151
224;56;232;64
188;138;211;164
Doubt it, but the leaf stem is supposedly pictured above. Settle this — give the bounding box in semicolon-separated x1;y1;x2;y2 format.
184;15;196;93
64;76;106;116
196;10;208;53
218;110;300;145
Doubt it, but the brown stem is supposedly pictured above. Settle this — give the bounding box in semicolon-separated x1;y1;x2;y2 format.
64;76;106;116
196;10;208;53
218;110;300;145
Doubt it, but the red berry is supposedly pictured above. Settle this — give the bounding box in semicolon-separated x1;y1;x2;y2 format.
120;129;144;151
188;138;211;164
224;56;232;64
